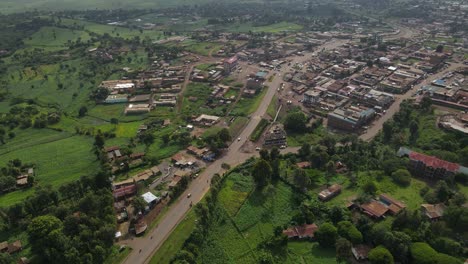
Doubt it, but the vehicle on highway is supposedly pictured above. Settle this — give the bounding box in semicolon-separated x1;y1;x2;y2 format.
237;137;241;141
187;193;192;198
255;147;261;151
280;145;286;149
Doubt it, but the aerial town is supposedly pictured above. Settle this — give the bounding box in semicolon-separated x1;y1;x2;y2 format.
0;0;467;264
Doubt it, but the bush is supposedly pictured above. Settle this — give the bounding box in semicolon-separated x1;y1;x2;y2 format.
337;221;363;244
391;169;411;186
315;222;338;248
410;242;437;264
368;246;394;264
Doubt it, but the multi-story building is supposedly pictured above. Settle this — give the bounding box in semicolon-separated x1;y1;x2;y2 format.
327;106;375;131
263;125;287;146
303;89;323;106
223;56;238;74
397;147;468;179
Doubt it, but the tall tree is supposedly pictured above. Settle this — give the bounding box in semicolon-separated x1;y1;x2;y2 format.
335;238;352;263
252;159;272;188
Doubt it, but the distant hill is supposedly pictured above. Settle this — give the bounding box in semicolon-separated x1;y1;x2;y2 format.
0;0;217;13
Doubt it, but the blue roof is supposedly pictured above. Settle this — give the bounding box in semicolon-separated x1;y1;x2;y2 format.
433;79;445;86
256;71;268;78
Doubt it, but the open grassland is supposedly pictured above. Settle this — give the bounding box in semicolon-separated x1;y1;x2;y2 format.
24;26;91;51
182;41;223;56
0;133;99;206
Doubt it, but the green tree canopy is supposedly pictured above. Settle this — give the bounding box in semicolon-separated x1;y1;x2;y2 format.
315;222;338;248
252;159;272;188
368;246;394;264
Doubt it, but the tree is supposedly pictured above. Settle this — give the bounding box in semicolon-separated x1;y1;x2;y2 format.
259;149;269;161
409;120;419;143
293;167;310;189
0;253;13;264
252;159;272;188
337;221;363;244
217;128;231;142
78;106;88;117
382;120;395;142
410;242;438;264
434;180;452;202
391;169;411;186
298;143;311;158
284;112;307;132
335;238;352;263
368;246;394;264
132;196;147;213
315;222;338;248
436;44;444;53
420;96;432;112
162;134;170;145
362;181;377;196
28;215;68;262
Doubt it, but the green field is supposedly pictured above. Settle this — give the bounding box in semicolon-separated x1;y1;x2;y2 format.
0;132;99;206
183;41;223;56
24;26;91;51
230;89;267;117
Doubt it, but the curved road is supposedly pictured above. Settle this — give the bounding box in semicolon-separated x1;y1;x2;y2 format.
121;40;346;264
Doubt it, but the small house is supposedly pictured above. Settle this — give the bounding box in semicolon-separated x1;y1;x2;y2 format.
352;244;372;261
318;184;342;201
421;203;446;221
283;224;318;239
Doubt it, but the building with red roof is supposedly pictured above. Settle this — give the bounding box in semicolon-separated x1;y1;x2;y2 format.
282;224;318;239
397;147;468;179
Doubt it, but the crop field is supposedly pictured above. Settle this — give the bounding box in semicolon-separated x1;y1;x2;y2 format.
198;172;302;263
0;133;99;206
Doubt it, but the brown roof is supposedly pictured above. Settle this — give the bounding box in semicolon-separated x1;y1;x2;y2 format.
105;146;120;152
135;220;147;235
296;161;311;169
380;194;406;209
318;184;342;201
352;244;372;260
168;176;182;188
283;224;318;238
0;241;7;252
8;240;22;254
361;200;388;218
130;152;145;159
421;203;446;219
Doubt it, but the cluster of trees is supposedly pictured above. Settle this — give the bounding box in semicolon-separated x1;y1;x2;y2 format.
0;169;115;263
0;104;61;141
251;148;281;189
0;159;34;194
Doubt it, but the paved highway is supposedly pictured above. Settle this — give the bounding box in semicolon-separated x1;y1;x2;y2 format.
120;40;346;264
